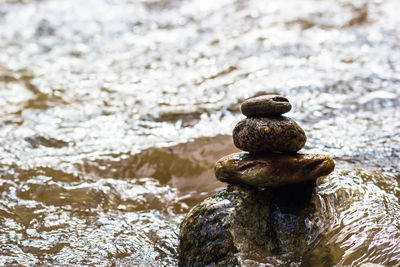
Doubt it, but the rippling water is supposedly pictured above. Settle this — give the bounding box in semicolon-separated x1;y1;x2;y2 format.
0;0;399;265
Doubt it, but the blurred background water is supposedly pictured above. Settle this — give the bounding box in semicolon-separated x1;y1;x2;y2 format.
0;0;399;265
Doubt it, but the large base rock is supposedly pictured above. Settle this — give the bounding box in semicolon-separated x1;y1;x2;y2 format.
179;169;400;266
178;181;315;266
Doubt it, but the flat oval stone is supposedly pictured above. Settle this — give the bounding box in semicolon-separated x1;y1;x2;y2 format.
233;116;306;152
241;95;291;116
214;152;335;187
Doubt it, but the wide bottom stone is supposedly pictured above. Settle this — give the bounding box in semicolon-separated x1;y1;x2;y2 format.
214;152;335;187
179;169;400;266
178;182;315;266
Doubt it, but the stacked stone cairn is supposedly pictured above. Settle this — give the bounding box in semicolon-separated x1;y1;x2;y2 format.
215;94;335;188
178;95;336;266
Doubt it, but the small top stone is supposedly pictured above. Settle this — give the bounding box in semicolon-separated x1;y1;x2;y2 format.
241;95;291;117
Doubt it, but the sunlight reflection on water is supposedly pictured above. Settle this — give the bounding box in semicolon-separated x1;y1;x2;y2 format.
0;0;399;265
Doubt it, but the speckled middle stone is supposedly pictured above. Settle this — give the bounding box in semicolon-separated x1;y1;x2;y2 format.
214;152;335;187
233;116;306;153
241;95;291;116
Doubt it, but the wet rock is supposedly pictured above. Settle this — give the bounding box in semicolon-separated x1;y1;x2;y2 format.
178;181;316;266
179;169;400;266
233;116;306;152
214;152;334;187
241;95;292;116
178;185;272;266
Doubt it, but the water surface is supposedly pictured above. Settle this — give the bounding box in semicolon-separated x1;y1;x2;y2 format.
0;0;399;265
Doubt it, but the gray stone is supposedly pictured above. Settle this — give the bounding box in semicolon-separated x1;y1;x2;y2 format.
241;95;292;116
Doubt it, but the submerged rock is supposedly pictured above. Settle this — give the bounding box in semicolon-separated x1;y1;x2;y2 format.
233;116;306;153
179;185;271;266
179;169;400;266
241;95;292;116
178;181;315;266
215;152;334;187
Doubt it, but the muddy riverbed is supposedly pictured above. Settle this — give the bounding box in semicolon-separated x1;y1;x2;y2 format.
0;0;399;265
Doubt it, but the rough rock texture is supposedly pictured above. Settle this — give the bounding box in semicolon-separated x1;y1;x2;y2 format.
241;95;292;116
179;169;400;266
233;116;306;153
178;182;315;266
215;152;334;187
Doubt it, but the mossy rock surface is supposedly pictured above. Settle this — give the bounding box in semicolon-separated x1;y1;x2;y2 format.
178;181;315;266
179;169;400;266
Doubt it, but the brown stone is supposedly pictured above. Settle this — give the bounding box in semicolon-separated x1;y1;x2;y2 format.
241;95;291;116
214;152;335;187
233;116;306;153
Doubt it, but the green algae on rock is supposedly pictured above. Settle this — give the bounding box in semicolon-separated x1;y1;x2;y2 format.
233;116;306;153
179;169;400;266
178;181;316;266
241;95;292;117
178;185;274;266
214;152;335;187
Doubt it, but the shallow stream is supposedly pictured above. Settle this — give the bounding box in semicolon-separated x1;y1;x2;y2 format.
0;0;399;265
